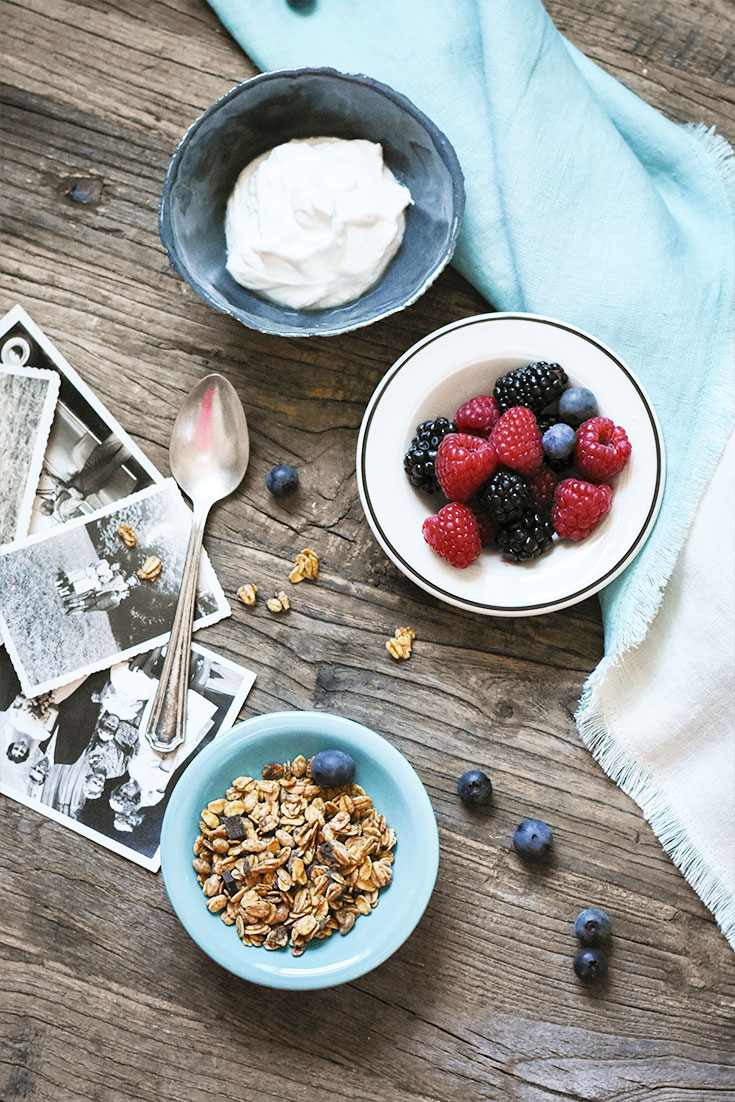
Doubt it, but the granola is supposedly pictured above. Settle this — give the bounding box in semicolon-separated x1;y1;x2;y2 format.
117;523;137;548
236;583;258;606
289;548;319;584
137;554;162;581
386;626;415;660
193;756;396;955
266;591;290;613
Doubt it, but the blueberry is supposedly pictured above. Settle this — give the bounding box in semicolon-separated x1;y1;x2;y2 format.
457;769;493;807
573;947;608;983
513;818;553;858
558;387;598;426
266;464;299;496
310;749;355;788
542;423;576;460
574;908;612;945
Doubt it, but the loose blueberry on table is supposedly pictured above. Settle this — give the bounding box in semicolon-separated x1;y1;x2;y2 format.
513;818;554;858
404;360;632;568
457;769;493;806
574;907;612;946
266;463;299;496
573;946;609;984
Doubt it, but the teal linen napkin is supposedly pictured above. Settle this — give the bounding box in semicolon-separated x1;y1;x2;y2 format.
206;0;735;937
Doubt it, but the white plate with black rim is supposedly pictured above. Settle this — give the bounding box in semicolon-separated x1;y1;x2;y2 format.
356;313;665;617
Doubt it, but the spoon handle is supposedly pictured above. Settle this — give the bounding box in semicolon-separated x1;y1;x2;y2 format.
143;506;208;754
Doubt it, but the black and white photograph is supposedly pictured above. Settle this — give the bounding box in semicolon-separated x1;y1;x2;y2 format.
0;479;230;697
0;305;159;535
0;642;255;871
0;362;59;545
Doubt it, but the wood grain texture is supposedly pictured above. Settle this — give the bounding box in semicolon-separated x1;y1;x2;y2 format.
1;1;734;1099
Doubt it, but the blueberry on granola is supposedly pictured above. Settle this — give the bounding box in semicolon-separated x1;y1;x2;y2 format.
311;749;355;787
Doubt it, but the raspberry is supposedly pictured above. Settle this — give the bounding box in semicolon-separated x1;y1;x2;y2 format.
531;466;558;512
552;479;613;541
575;417;631;481
454;394;500;437
489;407;543;474
435;433;498;503
422;502;482;568
494;361;568;414
497;510;554;562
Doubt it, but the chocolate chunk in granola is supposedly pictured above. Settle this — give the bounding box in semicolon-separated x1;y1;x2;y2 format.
224;814;247;840
261;762;284;780
316;841;339;868
221;869;238;896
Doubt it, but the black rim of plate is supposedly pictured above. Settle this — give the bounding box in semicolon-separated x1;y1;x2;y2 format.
358;314;664;614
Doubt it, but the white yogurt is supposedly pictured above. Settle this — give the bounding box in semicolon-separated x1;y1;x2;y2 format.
224;137;412;310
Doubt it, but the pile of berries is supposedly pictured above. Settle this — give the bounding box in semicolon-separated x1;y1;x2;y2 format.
402;362;632;569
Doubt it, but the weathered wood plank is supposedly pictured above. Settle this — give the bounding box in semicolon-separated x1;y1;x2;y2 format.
1;1;734;1099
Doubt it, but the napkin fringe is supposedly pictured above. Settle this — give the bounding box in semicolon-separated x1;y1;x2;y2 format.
578;667;735;949
684;122;735;197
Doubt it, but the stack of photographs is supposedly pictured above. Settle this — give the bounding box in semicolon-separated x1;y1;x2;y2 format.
0;306;255;871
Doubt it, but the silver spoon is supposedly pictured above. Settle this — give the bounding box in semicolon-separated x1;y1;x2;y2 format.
143;373;249;754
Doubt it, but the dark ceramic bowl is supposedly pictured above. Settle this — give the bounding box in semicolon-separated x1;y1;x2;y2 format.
159;68;465;337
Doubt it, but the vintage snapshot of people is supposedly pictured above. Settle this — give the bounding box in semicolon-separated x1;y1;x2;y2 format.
0;479;230;697
0;644;254;870
0;305;159;536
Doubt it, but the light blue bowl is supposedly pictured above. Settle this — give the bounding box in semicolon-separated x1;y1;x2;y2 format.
160;710;439;990
159;67;465;337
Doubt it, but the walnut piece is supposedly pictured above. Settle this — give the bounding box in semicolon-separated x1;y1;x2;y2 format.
266;590;290;613
236;583;258;606
289;548;319;584
386;626;415;660
137;555;162;581
117;523;137;548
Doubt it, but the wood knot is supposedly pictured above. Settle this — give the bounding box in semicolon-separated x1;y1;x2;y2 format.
59;176;104;206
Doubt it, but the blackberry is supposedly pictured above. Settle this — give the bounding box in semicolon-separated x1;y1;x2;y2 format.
404;417;456;493
494;361;569;414
535;414;559;436
476;470;532;526
497;509;554;562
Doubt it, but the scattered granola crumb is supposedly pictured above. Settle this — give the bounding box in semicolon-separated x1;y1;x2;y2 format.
117;523;137;548
193;756;396;955
289;548;319;584
266;590;291;613
236;583;258;606
386;626;415;660
137;554;162;581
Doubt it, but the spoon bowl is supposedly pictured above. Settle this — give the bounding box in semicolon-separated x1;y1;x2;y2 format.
170;374;250;505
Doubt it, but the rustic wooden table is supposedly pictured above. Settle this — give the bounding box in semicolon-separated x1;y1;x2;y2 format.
2;2;734;1099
